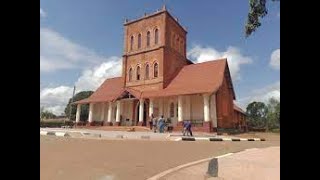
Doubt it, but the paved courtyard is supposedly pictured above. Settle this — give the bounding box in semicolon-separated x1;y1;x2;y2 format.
40;133;279;180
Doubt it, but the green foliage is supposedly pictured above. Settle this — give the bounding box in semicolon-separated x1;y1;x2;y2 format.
40;109;57;120
40;120;74;128
266;98;280;130
64;91;94;121
245;0;280;37
246;101;268;128
246;98;280;131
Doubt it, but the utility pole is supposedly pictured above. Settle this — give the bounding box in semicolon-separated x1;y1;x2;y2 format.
67;86;76;124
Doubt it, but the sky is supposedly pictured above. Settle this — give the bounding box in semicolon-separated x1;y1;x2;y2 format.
40;0;280;115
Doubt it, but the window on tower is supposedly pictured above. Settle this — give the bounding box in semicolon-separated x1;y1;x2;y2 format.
128;68;132;82
155;28;159;45
136;66;141;80
130;36;134;51
147;31;150;47
138;34;142;49
154;62;158;78
145;64;149;80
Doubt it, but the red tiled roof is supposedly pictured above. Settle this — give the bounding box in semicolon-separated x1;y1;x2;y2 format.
74;58;234;104
74;77;124;104
234;104;246;114
142;59;227;98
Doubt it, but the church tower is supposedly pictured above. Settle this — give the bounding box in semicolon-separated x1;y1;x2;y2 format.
122;6;190;91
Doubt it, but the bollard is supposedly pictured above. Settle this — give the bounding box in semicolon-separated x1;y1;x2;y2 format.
207;158;218;177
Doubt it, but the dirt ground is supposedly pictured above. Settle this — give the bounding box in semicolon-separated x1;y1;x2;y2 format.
40;133;279;180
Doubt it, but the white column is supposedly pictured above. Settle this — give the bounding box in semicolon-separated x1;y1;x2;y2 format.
139;99;144;122
107;102;112;123
178;96;183;122
185;95;191;120
149;98;154;117
203;93;210;122
159;98;163;116
211;94;218;127
76;104;81;123
116;101;121;122
88;103;94;122
100;103;105;121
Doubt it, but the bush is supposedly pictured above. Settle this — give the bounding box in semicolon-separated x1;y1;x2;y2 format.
40;120;74;128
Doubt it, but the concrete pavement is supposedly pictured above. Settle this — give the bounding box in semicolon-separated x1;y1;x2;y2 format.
155;146;280;180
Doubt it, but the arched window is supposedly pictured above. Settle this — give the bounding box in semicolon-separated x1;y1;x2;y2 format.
154;63;158;78
170;103;174;117
128;68;132;82
147;31;150;47
136;66;141;80
130;36;134;51
155;28;159;45
138;34;142;49
145;64;149;80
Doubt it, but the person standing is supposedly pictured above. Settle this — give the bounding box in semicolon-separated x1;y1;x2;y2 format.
152;115;157;133
149;114;154;130
158;115;165;133
186;120;193;136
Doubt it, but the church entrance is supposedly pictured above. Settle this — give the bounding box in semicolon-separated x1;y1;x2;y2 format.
135;101;148;126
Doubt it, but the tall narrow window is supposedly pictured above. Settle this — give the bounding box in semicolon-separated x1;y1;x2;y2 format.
138;34;142;49
147;31;150;47
181;40;184;54
128;68;132;82
136;66;141;80
170;103;174;117
145;64;149;80
130;36;134;51
155;29;159;45
154;63;158;78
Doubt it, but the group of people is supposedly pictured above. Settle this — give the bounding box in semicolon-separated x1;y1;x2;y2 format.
148;114;193;136
149;114;167;133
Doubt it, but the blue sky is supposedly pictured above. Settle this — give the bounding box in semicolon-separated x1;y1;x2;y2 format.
40;0;280;115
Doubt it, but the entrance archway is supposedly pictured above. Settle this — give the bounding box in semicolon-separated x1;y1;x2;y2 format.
135;101;148;126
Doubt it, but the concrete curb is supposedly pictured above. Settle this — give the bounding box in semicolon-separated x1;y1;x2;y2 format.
179;137;266;141
40;131;70;137
146;153;234;180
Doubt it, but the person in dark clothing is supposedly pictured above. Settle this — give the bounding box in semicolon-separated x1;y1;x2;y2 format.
149;114;154;130
186;120;193;136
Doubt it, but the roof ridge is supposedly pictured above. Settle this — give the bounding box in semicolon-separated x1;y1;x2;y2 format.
186;58;227;67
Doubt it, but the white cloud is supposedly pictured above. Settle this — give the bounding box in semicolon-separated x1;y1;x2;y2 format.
236;81;280;110
40;8;46;18
187;45;253;80
269;49;280;70
40;28;106;72
40;57;122;115
75;56;122;91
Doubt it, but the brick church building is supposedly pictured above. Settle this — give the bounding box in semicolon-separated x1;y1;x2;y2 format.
74;6;247;132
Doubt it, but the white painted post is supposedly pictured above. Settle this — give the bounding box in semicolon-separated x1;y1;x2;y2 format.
139;99;144;122
76;104;81;123
88;103;94;123
149;98;154;117
204;94;210;122
178;96;183;122
116;101;121;122
107;102;112;123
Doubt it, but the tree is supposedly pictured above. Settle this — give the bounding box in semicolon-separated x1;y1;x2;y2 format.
64;91;94;121
266;98;280;130
40;109;57;120
246;101;268;128
245;0;280;37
